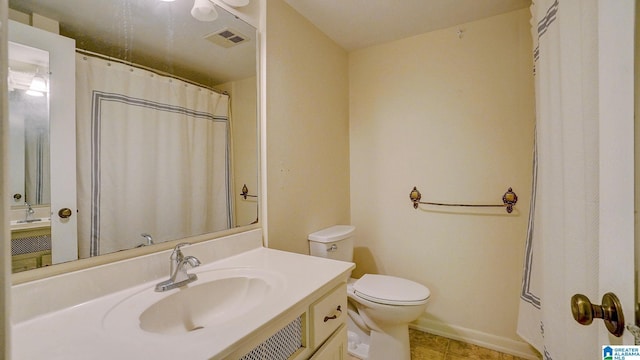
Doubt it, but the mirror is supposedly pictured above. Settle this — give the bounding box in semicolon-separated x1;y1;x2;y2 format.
8;42;50;208
8;0;258;274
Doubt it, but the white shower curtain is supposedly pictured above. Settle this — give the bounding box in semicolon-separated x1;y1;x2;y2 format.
76;54;232;257
517;0;599;358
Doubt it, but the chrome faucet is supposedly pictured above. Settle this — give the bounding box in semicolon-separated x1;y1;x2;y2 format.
141;233;154;245
155;243;201;292
135;233;155;247
25;203;35;220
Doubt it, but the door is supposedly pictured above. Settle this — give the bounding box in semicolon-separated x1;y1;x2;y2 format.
596;0;635;346
8;21;78;265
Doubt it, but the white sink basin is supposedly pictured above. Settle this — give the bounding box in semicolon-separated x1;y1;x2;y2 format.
103;267;285;336
10;218;51;231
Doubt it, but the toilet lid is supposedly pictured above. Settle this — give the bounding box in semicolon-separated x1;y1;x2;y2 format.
353;274;430;306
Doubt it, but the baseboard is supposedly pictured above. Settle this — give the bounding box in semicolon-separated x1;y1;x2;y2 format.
411;316;541;359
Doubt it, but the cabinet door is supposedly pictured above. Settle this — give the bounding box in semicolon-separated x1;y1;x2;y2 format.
309;324;347;360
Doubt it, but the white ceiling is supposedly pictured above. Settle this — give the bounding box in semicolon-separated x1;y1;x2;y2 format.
8;0;531;85
9;0;257;86
282;0;531;51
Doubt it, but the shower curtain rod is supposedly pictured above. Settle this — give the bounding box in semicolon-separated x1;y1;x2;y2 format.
75;48;228;96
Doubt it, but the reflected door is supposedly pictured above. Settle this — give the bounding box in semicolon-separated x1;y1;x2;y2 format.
9;20;78;266
8;41;49;206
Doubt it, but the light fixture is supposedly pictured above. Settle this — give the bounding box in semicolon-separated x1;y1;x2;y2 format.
191;0;218;22
25;71;47;97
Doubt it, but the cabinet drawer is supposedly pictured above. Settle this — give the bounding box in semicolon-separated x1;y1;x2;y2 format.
310;324;347;360
12;257;37;273
311;283;347;347
41;253;52;267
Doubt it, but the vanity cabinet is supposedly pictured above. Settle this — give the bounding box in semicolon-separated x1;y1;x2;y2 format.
12;250;52;273
11;226;52;272
234;282;348;360
11;238;355;360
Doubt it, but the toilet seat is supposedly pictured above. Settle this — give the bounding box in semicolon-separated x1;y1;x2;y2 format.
352;274;430;306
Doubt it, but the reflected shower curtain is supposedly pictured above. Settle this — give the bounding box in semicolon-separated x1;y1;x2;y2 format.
76;54;231;257
24;118;50;205
517;0;599;358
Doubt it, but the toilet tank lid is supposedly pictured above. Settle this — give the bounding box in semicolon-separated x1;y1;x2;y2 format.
308;225;355;243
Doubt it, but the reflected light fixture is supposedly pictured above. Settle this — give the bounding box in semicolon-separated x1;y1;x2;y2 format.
25;71;47;97
191;0;218;21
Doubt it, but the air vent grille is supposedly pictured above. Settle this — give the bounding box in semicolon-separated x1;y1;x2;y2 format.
204;28;250;48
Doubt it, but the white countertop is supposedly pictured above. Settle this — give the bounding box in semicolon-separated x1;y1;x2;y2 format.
10;218;51;231
12;247;354;359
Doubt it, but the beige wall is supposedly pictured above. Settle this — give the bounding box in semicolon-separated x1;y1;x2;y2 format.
264;0;350;254
349;9;535;353
216;77;259;227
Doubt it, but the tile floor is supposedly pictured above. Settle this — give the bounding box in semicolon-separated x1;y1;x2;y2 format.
347;329;538;360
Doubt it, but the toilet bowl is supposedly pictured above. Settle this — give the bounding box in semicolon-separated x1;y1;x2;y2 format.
308;226;430;360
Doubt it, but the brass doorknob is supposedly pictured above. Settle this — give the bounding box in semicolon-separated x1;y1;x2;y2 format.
571;292;624;337
58;208;73;219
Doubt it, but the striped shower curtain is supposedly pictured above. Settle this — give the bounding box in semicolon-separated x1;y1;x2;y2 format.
75;53;232;258
517;0;600;358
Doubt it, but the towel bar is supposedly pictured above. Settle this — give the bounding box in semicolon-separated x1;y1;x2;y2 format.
409;186;517;213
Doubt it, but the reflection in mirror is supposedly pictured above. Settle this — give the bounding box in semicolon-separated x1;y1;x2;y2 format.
8;37;57;274
9;42;50;207
8;0;258;274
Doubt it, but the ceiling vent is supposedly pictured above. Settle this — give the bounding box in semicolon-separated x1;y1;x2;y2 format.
204;28;249;48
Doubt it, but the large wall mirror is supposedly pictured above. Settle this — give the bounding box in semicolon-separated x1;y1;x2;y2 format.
8;0;258;276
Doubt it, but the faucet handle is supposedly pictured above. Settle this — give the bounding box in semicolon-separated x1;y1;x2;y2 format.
183;255;201;268
170;242;192;260
174;242;191;250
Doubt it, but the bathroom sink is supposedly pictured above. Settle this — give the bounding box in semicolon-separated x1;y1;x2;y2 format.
13;218;44;224
103;267;285;336
140;275;271;334
10;218;51;231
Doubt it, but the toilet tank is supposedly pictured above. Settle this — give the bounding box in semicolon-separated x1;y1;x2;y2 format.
308;225;355;262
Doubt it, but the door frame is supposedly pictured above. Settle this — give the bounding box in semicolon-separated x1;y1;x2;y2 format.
598;0;635;346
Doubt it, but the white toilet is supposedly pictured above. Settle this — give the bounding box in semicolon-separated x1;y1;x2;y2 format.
308;225;430;360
